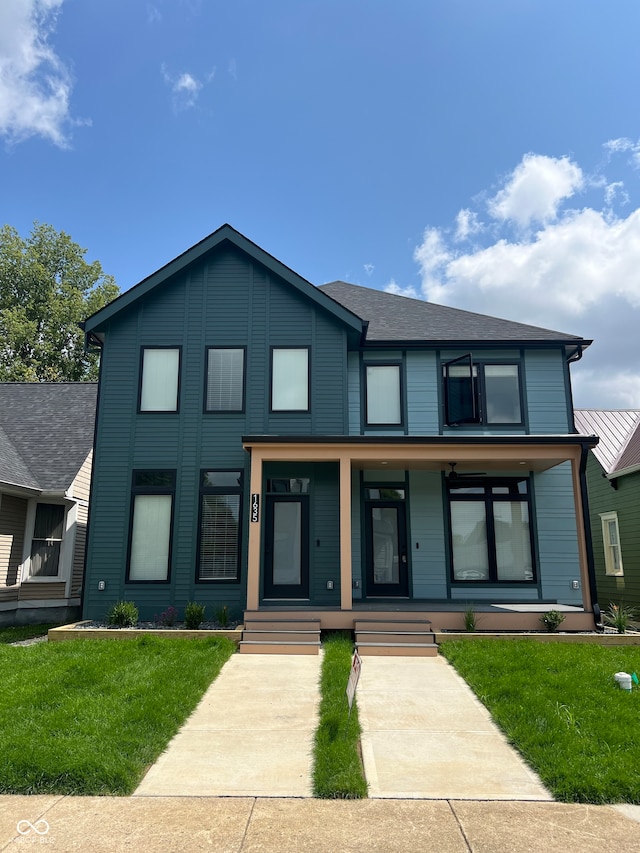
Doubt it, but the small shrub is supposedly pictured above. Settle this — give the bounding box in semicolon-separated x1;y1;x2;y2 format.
463;605;477;632
184;601;206;629
107;600;139;628
539;610;565;632
215;604;229;628
154;606;178;627
604;602;636;634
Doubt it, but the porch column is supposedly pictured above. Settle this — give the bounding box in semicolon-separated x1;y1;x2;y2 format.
246;449;263;611
569;450;594;613
339;453;352;611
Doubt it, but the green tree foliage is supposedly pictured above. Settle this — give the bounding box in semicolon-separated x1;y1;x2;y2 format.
0;222;119;381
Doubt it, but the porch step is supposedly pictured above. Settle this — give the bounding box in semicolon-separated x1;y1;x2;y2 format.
240;616;321;655
355;619;437;657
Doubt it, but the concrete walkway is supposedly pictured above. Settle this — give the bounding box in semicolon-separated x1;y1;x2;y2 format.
134;654;321;797
358;656;551;800
2;796;640;852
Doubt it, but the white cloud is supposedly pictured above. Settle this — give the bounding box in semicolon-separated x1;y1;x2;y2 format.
0;0;74;146
487;153;584;227
454;208;482;242
161;66;203;110
364;263;374;276
385;279;419;298
412;151;640;408
604;137;640;169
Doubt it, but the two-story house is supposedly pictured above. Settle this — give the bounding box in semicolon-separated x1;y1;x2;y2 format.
82;225;599;649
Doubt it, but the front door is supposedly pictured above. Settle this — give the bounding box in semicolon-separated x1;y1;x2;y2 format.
264;495;310;599
365;501;409;597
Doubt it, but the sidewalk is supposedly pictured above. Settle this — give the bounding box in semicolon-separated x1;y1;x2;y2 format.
2;796;639;852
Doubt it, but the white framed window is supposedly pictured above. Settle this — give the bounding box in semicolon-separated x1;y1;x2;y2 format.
127;471;175;582
30;503;66;577
600;511;624;576
206;348;245;412
271;347;309;412
365;364;402;425
140;347;180;412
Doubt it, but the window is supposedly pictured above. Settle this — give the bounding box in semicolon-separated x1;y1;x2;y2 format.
365;364;402;425
139;348;180;412
448;479;534;583
198;470;243;582
127;471;175;582
443;355;522;426
30;503;65;577
271;348;309;411
206;348;245;412
600;512;624;576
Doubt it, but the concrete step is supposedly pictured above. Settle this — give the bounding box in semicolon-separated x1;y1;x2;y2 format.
356;642;438;657
356;631;436;645
239;641;320;655
242;630;321;643
354;619;432;633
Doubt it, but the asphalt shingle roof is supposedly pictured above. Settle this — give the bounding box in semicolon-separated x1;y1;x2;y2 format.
318;281;588;344
574;409;640;475
0;383;97;492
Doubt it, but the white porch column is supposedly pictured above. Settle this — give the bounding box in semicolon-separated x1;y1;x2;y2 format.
246;449;263;611
339;453;352;611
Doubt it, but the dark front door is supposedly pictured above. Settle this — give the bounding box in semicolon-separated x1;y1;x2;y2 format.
264;495;310;599
365;501;409;597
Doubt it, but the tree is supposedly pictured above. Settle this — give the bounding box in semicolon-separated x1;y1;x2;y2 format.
0;222;120;382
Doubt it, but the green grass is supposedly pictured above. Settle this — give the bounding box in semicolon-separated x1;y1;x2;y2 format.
0;624;57;644
313;632;368;798
441;639;640;803
0;635;235;795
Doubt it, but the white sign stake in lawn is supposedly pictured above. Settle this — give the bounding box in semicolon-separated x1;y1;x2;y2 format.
346;651;362;717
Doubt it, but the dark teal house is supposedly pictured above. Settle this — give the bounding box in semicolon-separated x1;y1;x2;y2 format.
82;225;599;646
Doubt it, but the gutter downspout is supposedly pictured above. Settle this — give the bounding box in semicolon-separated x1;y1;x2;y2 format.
579;444;602;631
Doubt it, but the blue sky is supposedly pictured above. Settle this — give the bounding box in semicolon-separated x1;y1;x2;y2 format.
2;1;640;408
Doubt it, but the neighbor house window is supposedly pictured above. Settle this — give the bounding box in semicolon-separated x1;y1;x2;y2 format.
443;355;522;426
30;503;65;577
198;470;243;582
271;347;309;411
448;479;534;583
205;348;245;412
600;511;624;576
139;347;180;412
127;471;175;582
365;364;402;425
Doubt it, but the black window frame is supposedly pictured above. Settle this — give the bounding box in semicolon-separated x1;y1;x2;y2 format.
447;476;536;584
364;362;404;428
126;469;176;584
29;502;66;578
138;346;182;414
270;346;311;413
443;354;524;427
204;346;247;414
196;469;244;584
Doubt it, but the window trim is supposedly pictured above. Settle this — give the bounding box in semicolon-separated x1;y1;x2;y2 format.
270;346;310;413
447;477;536;584
126;470;176;584
443;354;524;427
138;346;182;413
203;346;247;414
364;362;404;427
196;469;243;583
600;511;624;576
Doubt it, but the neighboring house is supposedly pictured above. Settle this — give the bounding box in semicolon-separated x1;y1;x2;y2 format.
0;383;97;625
575;409;640;611
81;224;599;637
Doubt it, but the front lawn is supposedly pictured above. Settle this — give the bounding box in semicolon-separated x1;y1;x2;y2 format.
441;639;640;803
0;635;234;795
0;623;57;644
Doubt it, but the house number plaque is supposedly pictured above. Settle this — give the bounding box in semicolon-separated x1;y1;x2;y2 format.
250;493;260;523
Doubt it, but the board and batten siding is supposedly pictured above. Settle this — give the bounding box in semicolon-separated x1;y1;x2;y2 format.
0;495;27;588
84;246;349;620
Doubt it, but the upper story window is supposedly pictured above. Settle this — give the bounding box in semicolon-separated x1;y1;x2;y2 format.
127;470;176;582
600;511;624;576
139;347;180;412
444;354;522;426
365;364;402;426
205;347;245;413
271;347;309;412
30;503;65;577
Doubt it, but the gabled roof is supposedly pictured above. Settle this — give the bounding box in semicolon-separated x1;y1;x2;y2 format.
83;224;364;340
574;409;640;477
319;281;590;349
0;383;97;493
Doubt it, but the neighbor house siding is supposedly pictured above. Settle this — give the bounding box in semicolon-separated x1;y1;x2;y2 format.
0;495;27;588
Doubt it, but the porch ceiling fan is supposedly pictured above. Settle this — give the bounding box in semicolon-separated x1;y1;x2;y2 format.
446;462;486;480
